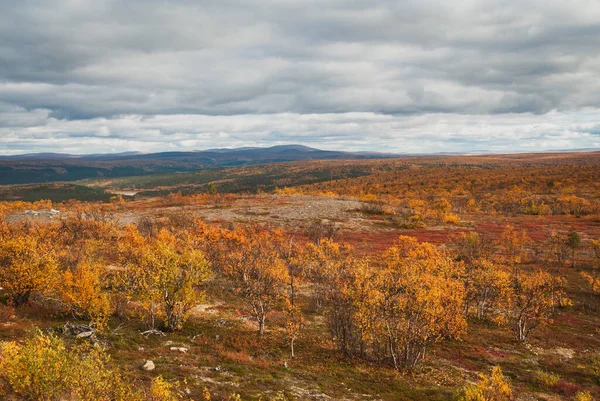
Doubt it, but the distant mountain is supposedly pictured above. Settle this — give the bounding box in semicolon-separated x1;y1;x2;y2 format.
204;145;316;153
0;145;399;185
0;152;79;160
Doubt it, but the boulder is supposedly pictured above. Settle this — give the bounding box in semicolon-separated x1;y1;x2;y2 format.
142;360;155;371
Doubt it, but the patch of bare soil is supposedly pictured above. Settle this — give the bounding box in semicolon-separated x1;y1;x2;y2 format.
200;195;369;229
110;194;386;234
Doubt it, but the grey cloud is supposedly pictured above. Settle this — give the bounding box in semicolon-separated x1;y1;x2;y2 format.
0;0;599;153
0;110;598;155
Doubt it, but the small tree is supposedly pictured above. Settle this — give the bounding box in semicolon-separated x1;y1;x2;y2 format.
498;225;530;269
0;233;58;306
307;238;353;313
313;241;364;357
223;227;289;336
118;227;211;331
510;269;568;342
278;237;305;307
581;240;600;306
59;259;111;329
432;198;452;223
548;230;570;266
377;237;467;370
284;299;305;358
451;231;493;264
278;237;307;357
466;259;511;323
566;230;581;268
208;183;218;195
558;195;590;217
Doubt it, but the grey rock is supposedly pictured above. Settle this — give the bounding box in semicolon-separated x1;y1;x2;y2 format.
143;360;155;371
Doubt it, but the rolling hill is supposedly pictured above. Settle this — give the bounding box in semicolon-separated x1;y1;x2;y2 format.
0;145;397;185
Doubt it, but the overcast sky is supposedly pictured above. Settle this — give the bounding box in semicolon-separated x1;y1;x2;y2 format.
1;0;599;154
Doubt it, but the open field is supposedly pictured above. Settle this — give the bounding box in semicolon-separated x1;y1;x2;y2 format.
1;152;600;400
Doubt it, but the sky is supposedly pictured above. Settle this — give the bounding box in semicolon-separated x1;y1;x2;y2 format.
1;0;600;155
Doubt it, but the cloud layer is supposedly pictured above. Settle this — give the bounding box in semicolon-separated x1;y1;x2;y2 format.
1;0;599;154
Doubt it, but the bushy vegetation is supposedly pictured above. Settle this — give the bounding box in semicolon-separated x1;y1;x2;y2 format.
1;152;600;399
458;366;513;400
0;331;142;400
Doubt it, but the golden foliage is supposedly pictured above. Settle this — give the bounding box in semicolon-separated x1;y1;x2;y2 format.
220;227;289;335
459;366;513;401
150;376;182;401
510;269;568;342
0;331;140;401
0;231;59;306
374;237;467;370
498;225;530;267
59;260;112;329
118;227;212;330
464;259;511;324
534;369;561;387
574;391;593;401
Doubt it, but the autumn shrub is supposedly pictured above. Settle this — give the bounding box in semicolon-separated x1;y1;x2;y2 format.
150;376;182;401
510;269;568;342
138;215;163;237
0;331;70;400
521;200;552;216
451;231;493;263
0;331;141;401
166;212;198;231
164;192;188;207
391;210;426;229
372;237;467;370
390;200;428;228
558;195;591;217
318;236;467;370
465;199;479;212
463;259;511;323
221;227;289;335
202;386;212;401
274;186;303;195
0;232;59;306
118;227;212;331
498;225;531;267
432;198;452;222
58;260;112;329
548;230;571;266
68;345;142;401
407;198;428;214
458;366;513;401
444;213;461;225
535;369;561;387
574;391;593;401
